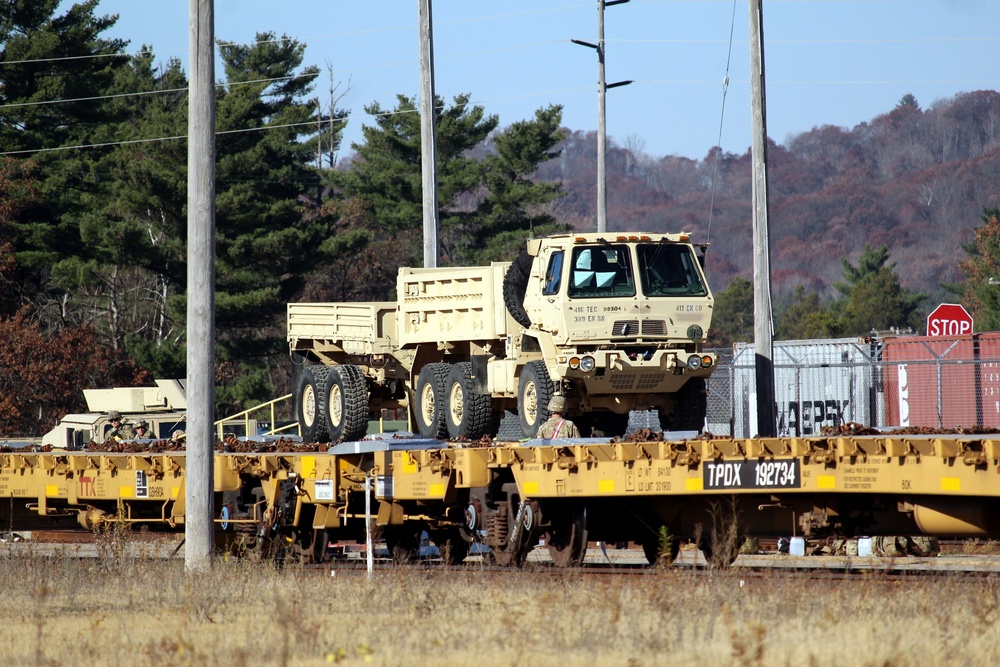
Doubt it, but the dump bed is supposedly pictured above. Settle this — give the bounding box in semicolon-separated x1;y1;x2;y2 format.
287;302;398;355
396;263;513;346
287;263;515;352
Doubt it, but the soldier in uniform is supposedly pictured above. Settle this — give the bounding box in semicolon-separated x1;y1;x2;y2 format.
536;395;580;439
134;419;151;439
106;410;137;441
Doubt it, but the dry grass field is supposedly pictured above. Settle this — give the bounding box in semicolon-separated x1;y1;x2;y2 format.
1;547;998;667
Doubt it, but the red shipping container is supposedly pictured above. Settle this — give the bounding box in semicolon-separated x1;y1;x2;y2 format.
882;333;1000;429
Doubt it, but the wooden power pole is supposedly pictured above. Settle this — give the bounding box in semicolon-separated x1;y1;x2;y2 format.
186;0;216;571
418;0;439;267
748;0;776;437
573;0;631;233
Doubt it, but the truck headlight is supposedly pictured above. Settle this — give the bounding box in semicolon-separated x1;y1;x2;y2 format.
580;356;596;372
687;355;702;370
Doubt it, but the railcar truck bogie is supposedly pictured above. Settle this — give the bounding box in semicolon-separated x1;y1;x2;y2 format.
287;232;717;441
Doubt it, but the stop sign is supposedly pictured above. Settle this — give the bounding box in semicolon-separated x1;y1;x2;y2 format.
927;303;973;336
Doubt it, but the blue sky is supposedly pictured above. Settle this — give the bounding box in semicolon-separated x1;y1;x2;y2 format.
81;0;999;160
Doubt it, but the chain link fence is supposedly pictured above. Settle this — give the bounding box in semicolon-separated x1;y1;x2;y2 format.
705;335;1000;437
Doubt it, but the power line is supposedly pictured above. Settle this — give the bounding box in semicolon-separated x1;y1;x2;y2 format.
0;4;590;67
0;106;393;157
0;36;566;113
0;71;317;111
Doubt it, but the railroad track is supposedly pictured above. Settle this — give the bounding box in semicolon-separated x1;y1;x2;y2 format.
5;533;1000;576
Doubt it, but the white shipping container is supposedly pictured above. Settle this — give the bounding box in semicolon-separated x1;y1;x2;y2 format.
731;338;876;438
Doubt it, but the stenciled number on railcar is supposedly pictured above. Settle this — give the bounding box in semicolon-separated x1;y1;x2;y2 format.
703;460;800;490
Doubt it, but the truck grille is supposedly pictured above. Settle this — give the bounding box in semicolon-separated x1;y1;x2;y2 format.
609;373;668;391
611;320;639;336
642;320;666;336
611;320;667;337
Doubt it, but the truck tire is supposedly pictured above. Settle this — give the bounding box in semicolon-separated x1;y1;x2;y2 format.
668;377;707;432
503;250;533;328
296;366;331;443
324;364;370;442
445;362;493;440
415;363;450;439
518;360;553;438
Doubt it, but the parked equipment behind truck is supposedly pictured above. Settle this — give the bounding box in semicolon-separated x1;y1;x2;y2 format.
287;232;717;442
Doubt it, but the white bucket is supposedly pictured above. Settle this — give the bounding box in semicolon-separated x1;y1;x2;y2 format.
857;537;873;557
789;537;806;556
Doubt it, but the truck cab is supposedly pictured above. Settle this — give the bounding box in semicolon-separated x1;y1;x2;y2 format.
515;232;716;433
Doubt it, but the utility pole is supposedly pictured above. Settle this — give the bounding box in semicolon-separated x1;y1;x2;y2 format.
573;0;631;233
186;0;216;571
748;0;776;437
418;0;439;267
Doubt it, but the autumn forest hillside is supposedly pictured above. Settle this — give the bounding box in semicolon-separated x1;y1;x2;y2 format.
542;91;1000;306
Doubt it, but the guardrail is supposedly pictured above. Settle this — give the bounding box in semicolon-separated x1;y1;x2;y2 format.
215;394;297;440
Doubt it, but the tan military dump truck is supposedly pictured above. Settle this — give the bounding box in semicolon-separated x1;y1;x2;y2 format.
287;232;717;442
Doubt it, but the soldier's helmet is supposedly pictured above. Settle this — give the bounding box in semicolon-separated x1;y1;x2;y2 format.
136;420;149;430
547;395;567;413
108;410;122;421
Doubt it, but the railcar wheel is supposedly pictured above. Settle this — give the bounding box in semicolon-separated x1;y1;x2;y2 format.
489;499;537;567
384;527;421;565
414;363;450;439
325;364;370;442
433;528;471;565
517;361;553;438
445;362;493;439
699;534;744;568
642;529;680;566
296;366;331;443
544;503;588;568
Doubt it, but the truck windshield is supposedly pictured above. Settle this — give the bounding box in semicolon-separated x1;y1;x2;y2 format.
636;244;707;296
567;246;635;298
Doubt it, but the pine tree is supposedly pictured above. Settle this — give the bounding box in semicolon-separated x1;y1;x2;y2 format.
776;286;840;340
1;0;133;320
708;278;754;345
835;244;924;335
332;94;567;268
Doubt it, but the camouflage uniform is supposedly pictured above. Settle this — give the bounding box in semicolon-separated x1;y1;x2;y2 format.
106;410;137;441
536;396;580;439
134;420;151;439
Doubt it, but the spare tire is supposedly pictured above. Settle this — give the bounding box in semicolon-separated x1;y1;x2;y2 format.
503;250;533;328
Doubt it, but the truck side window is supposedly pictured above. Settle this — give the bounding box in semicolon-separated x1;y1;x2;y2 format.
543;251;564;295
